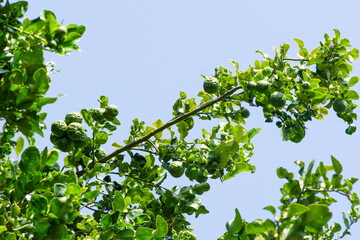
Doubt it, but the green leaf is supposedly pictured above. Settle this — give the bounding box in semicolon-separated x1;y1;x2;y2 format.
46;149;59;166
95;131;108;144
304;204;332;233
345;124;356;135
288;203;310;217
331;155;342;174
32;68;50;94
135;227;153;240
229;59;239;70
226;208;243;234
84;190;100;201
19;146;40;172
349;76;359;87
345;90;359;100
153;119;163;128
233;125;248;143
155;215;168;238
294;38;304;48
247;127;261;140
65;183;82;197
15;136;24;156
263;205;276;215
245;219;275;234
281;126;290;141
30;194;48;215
101;214;111;231
112;190;125;212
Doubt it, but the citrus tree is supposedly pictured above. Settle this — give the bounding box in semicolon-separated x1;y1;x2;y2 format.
0;1;360;239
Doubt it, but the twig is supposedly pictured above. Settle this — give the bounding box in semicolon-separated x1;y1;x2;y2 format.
77;86;243;177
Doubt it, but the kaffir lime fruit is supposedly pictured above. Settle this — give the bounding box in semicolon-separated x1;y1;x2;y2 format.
56;136;74;152
333;99;348;113
55;26;67;39
104;105;119;121
203;77;219;94
92;108;106;122
65;112;83;125
168;161;185;178
48;40;57;49
74;133;88;148
240;108;250;118
301;82;310;89
269;92;286;108
246;81;257;91
66;122;85;141
255;80;270;93
51;120;67;137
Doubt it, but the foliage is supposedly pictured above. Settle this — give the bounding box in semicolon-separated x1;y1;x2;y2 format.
0;1;359;239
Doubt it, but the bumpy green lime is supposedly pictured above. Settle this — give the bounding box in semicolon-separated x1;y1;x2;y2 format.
168;161;185;178
301;82;310;89
240;108;250;118
65;112;83;125
255;80;270;93
246;81;257;91
269;92;286;108
92;108;106;122
66;122;85;141
104;105;119;121
333;99;348;113
51;120;67;137
74;133;88;148
56;136;74;152
203;77;219;94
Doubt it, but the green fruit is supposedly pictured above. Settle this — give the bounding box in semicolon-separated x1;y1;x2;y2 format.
74;133;88;148
66;122;85;140
168;161;185;178
196;171;208;183
95;147;106;160
48;40;57;48
246;81;257;91
56;136;74;152
65;112;83;125
50;133;60;145
301;82;310;89
269;92;286;108
203;77;219;94
104;105;119;121
51;120;67;137
240;108;250;118
255;80;270;93
333;99;348;113
55;26;67;39
92;108;106;122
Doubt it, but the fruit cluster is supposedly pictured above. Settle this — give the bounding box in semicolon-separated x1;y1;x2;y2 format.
50;112;87;152
91;105;119;123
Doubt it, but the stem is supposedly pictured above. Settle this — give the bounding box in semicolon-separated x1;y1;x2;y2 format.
77;86;242;177
283;58;309;62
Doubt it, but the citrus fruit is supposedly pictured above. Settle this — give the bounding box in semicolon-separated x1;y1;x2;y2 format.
92;108;106;122
246;81;257;91
333;99;348;113
301;82;310;89
203;77;219;94
168;161;185;178
66;122;85;141
51;120;67;137
269;92;286;108
255;80;270;93
104;105;119;121
65;112;83;125
240;108;250;118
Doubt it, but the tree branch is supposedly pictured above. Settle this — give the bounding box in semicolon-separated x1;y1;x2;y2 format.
77;86;243;177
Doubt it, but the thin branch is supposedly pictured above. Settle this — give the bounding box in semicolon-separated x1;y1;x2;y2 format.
77;86;243;177
283;58;309;62
147;139;159;152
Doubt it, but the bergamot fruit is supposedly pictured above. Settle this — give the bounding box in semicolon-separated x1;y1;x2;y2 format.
56;136;74;152
203;77;219;94
246;81;257;91
301;82;310;90
65;112;83;125
333;99;348;113
168;161;185;178
50;133;60;145
104;105;119;121
240;108;250;118
51;120;67;137
255;80;270;93
92;108;106;122
269;92;286;108
66;122;85;141
74;133;88;148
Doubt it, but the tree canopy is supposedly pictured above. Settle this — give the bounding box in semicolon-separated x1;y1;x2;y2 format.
0;1;360;239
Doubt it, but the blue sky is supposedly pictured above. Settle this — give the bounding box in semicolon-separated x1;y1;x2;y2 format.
25;1;360;239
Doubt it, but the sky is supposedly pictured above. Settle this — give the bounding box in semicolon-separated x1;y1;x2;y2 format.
23;0;360;239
